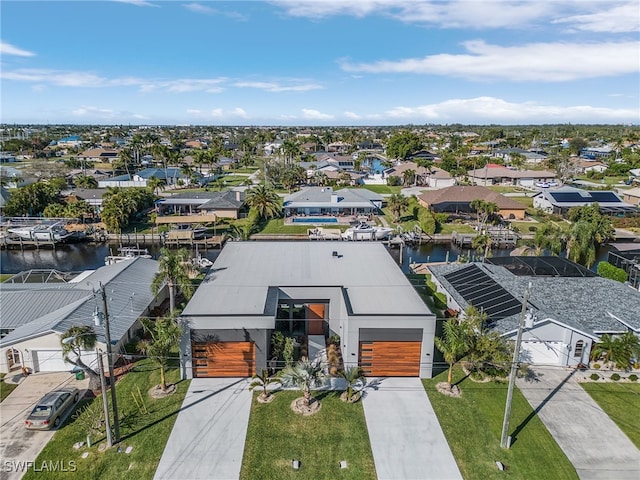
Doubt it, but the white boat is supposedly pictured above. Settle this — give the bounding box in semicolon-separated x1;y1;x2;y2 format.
6;224;74;242
105;247;152;266
192;255;214;269
342;223;394;241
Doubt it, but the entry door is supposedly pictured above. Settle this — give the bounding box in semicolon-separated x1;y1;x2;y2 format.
307;304;326;335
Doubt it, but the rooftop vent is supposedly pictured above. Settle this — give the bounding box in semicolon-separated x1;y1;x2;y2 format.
332;251;338;257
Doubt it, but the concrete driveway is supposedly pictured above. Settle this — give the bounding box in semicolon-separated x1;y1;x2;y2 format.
362;377;462;480
154;378;252;480
516;367;640;479
0;371;88;480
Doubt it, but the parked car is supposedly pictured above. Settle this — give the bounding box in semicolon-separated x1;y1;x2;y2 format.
535;182;550;188
25;387;80;430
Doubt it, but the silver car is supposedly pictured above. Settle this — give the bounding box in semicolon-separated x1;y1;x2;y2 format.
25;387;80;430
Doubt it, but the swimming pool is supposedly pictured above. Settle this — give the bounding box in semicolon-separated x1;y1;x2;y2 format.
292;217;338;224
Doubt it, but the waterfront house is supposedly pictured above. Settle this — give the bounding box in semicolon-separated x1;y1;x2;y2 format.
283;186;383;217
427;257;640;366
417;185;527;220
0;258;165;375
467;164;556;187
533;186;636;215
179;242;436;379
155;190;244;220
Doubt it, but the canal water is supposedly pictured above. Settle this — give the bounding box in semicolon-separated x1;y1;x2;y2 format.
0;239;611;275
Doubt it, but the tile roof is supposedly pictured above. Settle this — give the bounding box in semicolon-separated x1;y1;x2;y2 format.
417;185;526;210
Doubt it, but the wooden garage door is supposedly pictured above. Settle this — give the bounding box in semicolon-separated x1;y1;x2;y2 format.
359;341;421;377
192;342;255;377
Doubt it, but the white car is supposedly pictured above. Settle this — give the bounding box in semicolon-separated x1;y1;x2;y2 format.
535;182;550;188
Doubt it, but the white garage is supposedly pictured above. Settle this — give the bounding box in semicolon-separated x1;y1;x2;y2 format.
520;341;565;365
32;349;97;372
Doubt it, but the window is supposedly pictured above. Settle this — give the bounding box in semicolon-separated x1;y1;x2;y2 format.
574;340;584;358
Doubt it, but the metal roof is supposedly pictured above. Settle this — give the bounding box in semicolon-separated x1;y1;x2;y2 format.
182;242;430;318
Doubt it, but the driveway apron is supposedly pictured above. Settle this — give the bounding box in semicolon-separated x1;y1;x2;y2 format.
516;367;640;479
362;377;462;480
154;378;252;480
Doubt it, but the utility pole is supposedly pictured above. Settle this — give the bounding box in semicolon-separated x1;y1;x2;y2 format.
500;282;531;449
98;282;120;443
96;350;113;447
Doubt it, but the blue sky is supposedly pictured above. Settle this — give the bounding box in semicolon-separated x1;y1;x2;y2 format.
1;0;639;126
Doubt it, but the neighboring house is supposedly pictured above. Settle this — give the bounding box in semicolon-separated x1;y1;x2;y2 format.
0;152;18;163
467;164;556;187
0;258;164;374
580;146;613;159
0;166;32;188
620;187;640;206
179;242;436;379
575;159;608;174
533;186;636;215
98;167;200;188
384;161;455;188
427;257;640;367
407;150;440;163
606;243;640;291
493;148;547;164
77;148;119;164
283;186;383;217
53;136;84;148
357;141;384;151
155;190;244;220
427;167;457;188
417;185;527;220
64;188;109;212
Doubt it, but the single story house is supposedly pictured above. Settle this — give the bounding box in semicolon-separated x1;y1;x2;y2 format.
155;190;244;220
77;148;119;164
620;187;640;206
283;187;383;217
533;186;637;215
417;185;527;220
64;188;109;212
384;161;455;188
427;257;640;367
98;167;201;188
467;164;556;187
179;242;436;379
0;258;164;374
575;160;608;175
492;148;547;164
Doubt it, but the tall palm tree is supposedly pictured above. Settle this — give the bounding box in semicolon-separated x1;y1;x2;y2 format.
280;359;327;406
434;318;470;386
151;247;194;313
137;315;182;391
470;199;498;232
245;184;281;219
387;193;409;223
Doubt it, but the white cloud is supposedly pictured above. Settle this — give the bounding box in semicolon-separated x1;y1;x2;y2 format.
340;40;640;81
231;107;248;118
183;3;216;15
233;80;323;92
72;106;117;119
210;108;224;117
301;108;333;120
381;96;639;123
344;111;361;119
553;2;639;33
113;0;160;7
0;41;36;57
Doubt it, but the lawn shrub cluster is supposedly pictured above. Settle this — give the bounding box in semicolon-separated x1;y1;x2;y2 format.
590;373;600;381
629;374;638;382
610;373;621;381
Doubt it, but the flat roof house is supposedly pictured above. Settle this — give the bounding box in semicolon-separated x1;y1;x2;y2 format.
179;242;436;379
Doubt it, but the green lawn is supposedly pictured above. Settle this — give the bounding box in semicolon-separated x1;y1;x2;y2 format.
24;360;189;480
0;373;19;402
0;274;14;282
240;391;376;480
361;184;401;195
580;382;640;449
439;223;476;234
423;368;577;480
508;196;534;208
258;218;350;235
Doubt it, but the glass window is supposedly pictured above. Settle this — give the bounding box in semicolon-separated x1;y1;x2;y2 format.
276;303;290;319
574;340;584;358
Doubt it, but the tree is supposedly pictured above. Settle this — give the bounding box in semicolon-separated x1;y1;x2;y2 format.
4;182;62;216
137;316;182;391
74;175;98;189
60;326;101;391
591;332;640;370
387;193;409;222
338;365;366;403
470;199;498;231
532;223;565;255
597;261;628;283
280;359;327;407
385;131;422;160
434;318;470;386
151;247;194;313
463;306;511;378
249;369;282;402
402;169;416;187
245;184;281;219
147;176;164;195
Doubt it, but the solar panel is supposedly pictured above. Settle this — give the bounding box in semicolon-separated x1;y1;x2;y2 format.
550;192;587;203
589;191;621;203
444;264;523;320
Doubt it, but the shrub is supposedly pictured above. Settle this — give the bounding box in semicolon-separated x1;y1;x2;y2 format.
610;373;621;381
590;373;600;381
629;374;638;382
528;226;537;232
434;292;448;309
597;261;628;283
593;363;601;370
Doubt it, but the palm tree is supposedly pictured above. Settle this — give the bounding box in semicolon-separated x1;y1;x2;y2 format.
402;169;416;187
151;247;194;313
249;369;282;401
60;325;101;391
245;184;281;219
434;318;470;386
338;365;366;403
137;315;182;391
590;334;620;369
387;193;409;223
147;176;164;196
470;199;498;232
280;359;327;407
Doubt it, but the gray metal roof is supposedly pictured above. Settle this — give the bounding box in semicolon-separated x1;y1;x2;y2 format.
429;262;640;336
284;187;381;209
0;258;159;347
182;242;430;317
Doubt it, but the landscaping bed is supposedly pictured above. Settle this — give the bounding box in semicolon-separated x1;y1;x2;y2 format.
240;390;376;479
423;368;577;480
23;360;189;480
